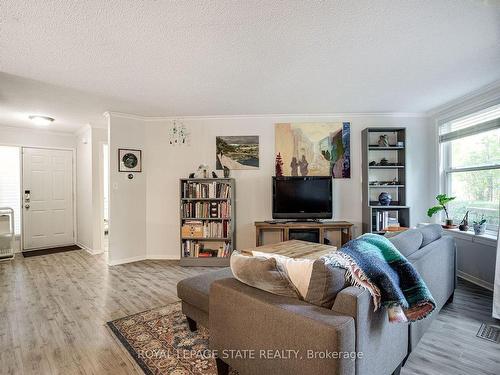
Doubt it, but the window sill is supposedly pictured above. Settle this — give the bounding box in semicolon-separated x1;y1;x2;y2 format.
443;228;497;248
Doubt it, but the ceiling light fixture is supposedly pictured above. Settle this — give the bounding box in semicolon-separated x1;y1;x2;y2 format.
29;115;55;126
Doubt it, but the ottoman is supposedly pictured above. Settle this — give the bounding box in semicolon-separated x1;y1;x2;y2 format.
177;268;234;331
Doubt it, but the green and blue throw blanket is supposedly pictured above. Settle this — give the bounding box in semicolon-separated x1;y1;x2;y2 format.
325;234;435;323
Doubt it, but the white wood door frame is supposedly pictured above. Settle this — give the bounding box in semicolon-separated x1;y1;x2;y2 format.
20;147;77;251
98;141;109;255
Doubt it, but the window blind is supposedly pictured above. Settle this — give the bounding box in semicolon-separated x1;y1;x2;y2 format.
439;104;500;143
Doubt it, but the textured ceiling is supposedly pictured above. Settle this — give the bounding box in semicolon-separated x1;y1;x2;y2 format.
0;0;499;132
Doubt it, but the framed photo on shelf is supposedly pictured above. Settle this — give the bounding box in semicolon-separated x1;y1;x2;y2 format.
118;148;142;172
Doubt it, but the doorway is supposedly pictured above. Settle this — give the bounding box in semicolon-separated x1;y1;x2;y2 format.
22;147;75;251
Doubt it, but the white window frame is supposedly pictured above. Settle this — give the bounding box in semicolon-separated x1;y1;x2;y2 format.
439;117;500;235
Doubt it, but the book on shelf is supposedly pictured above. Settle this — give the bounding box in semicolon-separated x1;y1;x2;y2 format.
182;181;231;199
181;201;231;219
182;240;231;258
373;210;399;232
181;220;231;238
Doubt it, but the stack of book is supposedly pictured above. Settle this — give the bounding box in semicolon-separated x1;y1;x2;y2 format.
181;201;231;218
374;210;400;232
183;181;231;199
181;220;230;238
183;240;231;258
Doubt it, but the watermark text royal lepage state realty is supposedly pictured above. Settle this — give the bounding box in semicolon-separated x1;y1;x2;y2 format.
137;349;364;361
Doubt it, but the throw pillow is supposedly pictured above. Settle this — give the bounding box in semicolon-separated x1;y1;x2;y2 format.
253;251;347;309
230;251;299;298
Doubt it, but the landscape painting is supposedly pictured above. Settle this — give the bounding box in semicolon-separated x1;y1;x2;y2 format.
216;136;259;170
275;122;350;178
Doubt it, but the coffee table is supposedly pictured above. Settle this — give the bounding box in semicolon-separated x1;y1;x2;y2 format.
241;239;336;259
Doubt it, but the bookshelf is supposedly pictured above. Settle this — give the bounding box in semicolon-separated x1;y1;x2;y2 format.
362;128;410;234
179;178;235;266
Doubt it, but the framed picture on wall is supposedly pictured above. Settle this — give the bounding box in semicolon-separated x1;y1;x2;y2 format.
118;148;142;172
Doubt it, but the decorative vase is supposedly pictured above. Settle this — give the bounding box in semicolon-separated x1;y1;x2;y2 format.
223;166;230;178
445;219;453;227
473;223;486;235
378;192;392;206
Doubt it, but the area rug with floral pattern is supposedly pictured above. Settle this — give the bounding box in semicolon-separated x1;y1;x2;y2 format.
107;302;237;375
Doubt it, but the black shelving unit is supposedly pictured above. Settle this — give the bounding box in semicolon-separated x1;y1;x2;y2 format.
362;128;410;234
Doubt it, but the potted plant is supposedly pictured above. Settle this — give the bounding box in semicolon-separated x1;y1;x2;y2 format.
473;215;487;235
427;194;456;226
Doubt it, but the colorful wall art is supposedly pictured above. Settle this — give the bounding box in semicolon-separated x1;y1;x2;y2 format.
216;136;259;170
275;122;350;178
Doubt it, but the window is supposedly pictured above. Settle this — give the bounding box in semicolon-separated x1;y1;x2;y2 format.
439;105;500;235
0;146;21;234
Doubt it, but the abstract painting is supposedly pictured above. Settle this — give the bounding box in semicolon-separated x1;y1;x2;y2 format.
275;122;350;178
216;136;259;170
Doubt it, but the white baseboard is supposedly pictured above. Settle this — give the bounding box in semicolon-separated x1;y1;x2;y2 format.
107;254;181;265
146;254;180;260
457;270;494;291
108;255;147;266
76;242;104;255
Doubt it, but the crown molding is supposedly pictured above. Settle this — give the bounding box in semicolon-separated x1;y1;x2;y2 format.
426;80;500;121
105;111;428;122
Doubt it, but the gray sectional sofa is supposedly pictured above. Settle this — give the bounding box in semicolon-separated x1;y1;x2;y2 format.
177;224;456;375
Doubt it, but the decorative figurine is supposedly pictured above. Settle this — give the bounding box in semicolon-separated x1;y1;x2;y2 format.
378;192;392;206
194;164;209;178
211;171;219;178
380;157;389;166
223;166;231;178
378;134;389;147
275;153;284;177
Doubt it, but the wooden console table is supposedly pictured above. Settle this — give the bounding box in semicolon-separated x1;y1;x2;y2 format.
254;221;353;247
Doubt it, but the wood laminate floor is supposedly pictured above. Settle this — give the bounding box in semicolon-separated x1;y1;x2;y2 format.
0;250;499;375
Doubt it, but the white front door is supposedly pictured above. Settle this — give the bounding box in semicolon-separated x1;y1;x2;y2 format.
22;148;74;250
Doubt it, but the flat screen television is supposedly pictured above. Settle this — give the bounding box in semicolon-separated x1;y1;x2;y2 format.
272;176;332;219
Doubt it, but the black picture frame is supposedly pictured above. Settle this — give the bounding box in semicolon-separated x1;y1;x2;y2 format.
118;148;142;172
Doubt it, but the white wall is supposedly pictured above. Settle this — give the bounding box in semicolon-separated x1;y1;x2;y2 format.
76;125;93;249
75;125;108;253
108;113;434;264
0;124;76;149
108;116;147;264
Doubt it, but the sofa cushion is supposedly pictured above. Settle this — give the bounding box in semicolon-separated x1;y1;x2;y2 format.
388;229;424;257
252;251;347;308
177;267;233;313
230;251;299;298
418;224;443;248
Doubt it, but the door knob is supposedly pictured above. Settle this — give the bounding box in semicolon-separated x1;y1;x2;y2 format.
25;204;30;209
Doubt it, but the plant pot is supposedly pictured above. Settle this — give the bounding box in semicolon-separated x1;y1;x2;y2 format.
458;224;469;232
473;223;486;235
445;219;454;227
